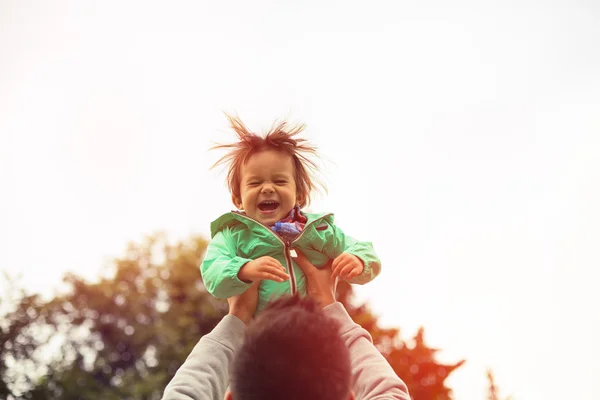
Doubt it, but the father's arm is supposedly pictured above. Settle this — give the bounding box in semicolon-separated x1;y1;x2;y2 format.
292;250;409;400
161;315;245;400
324;303;411;400
161;282;259;400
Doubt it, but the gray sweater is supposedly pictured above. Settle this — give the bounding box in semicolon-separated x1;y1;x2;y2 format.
162;302;410;400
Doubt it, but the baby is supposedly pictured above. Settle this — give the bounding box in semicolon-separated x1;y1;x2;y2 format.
201;115;381;313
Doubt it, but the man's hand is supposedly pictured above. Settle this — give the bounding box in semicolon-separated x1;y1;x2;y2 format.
238;256;289;283
332;252;364;281
227;281;260;325
292;249;336;308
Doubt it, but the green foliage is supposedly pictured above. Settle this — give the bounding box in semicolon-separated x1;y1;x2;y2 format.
2;233;464;399
2;234;226;399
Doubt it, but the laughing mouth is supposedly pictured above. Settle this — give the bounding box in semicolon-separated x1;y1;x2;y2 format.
258;200;280;212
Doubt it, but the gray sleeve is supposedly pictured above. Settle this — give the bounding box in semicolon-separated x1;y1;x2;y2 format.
323;302;411;400
161;315;246;400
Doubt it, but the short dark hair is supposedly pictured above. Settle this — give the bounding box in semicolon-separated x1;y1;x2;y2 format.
230;295;352;400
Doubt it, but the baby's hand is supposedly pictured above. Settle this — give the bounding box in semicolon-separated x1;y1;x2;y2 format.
332;252;364;281
238;256;290;283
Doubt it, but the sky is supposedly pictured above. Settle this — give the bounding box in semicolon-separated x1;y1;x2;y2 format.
1;0;599;398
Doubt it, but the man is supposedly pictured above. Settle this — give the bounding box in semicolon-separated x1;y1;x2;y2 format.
162;251;410;400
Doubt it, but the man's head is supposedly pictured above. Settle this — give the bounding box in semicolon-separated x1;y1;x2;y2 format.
226;295;353;400
211;114;325;224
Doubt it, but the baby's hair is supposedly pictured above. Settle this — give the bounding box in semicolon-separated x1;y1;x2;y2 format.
211;113;325;208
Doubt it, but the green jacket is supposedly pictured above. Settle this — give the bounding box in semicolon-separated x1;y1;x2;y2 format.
200;211;381;313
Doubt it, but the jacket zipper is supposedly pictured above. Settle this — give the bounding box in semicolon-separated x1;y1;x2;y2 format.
283;240;297;295
233;212;333;296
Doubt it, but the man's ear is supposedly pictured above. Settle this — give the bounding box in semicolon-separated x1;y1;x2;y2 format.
224;389;233;400
232;194;243;210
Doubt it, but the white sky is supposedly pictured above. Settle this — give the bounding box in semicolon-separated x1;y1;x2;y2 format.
1;1;599;399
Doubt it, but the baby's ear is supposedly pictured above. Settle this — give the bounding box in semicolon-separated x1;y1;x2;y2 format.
296;193;306;208
232;194;243;210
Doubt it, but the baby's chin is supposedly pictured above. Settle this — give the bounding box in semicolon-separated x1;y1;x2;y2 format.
256;215;283;226
253;211;289;226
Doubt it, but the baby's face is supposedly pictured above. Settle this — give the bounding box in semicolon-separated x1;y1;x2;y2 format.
235;149;299;226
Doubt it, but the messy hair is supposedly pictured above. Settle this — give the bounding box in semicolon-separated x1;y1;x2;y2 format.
211;114;325;208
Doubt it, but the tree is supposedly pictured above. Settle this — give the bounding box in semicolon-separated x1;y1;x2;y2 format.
337;281;465;399
2;233;464;399
486;369;512;400
0;273;49;398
